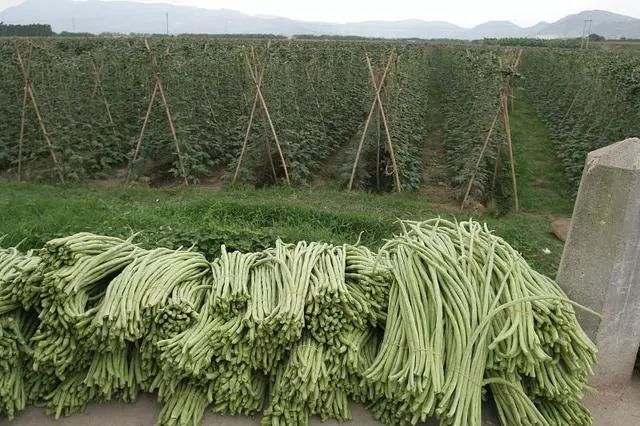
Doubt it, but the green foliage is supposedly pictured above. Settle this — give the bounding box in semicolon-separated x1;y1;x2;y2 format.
482;38;583;48
431;46;511;202
522;48;640;193
0;38;407;186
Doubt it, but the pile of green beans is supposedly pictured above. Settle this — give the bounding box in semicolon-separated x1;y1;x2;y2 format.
0;222;597;426
365;219;597;426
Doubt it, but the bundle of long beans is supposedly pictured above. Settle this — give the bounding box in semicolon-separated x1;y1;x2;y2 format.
365;219;597;426
0;310;36;420
32;234;142;378
158;382;209;426
0;248;42;314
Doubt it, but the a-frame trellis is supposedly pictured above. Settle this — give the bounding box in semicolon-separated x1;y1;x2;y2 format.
128;37;188;186
90;59;115;126
460;49;523;212
232;44;290;186
15;41;65;183
348;49;401;192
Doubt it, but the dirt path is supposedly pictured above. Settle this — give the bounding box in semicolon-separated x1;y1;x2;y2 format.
312;132;360;188
420;90;457;208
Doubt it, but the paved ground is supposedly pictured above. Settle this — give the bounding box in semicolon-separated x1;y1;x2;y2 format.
4;395;499;426
4;376;638;426
584;374;640;425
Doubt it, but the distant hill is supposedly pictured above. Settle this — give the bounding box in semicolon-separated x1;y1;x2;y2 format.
1;0;639;39
530;10;640;38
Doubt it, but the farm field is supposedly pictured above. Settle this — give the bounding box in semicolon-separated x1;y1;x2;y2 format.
0;36;639;426
1;37;637;200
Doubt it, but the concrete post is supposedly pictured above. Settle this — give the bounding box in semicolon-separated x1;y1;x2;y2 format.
556;137;640;387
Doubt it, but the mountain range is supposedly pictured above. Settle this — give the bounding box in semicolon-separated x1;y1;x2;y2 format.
1;0;640;39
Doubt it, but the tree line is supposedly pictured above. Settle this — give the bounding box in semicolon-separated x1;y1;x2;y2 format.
0;22;54;37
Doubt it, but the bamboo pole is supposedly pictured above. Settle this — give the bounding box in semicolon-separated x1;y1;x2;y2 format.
233;94;259;184
144;37;188;186
16;44;65;183
156;76;188;186
304;66;328;140
91;61;114;125
460;106;501;211
91;60;103;98
365;52;401;192
461;49;523;211
243;48;291;186
254;81;290;185
247;58;290;185
17;41;32;181
563;92;580;119
198;77;217;121
348;50;395;191
249;44;274;181
232;48;269;184
18;84;28;181
501;91;519;211
376;74;381;191
128;80;159;182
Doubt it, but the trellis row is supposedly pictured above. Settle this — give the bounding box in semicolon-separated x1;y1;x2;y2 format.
15;42;64;183
233;43;291;186
460;49;522;212
3;39;532;207
348;49;401;192
128;37;188;186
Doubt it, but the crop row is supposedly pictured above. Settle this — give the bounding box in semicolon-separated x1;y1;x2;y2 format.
0;38;521;197
521;48;640;192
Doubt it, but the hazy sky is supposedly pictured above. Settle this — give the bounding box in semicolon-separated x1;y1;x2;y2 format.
1;0;640;27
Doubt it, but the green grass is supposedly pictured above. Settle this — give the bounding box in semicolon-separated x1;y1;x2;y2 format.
510;89;574;215
0;182;565;276
0;88;573;278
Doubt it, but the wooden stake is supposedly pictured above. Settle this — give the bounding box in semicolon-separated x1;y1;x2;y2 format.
91;60;103;99
16;44;64;183
233;93;259;184
234;46;290;186
563;92;580;119
375;76;381;191
17;41;32;182
128;80;159;182
460;107;501;211
128;37;188;185
461;49;523;211
304;66;328;139
348;50;395;191
145;37;188;186
91;60;114;125
198;77;217;121
18;84;28;181
246;51;290;186
232;49;269;184
501;91;519;212
365;53;401;192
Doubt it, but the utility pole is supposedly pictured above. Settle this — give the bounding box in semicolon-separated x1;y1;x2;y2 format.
585;19;593;48
581;19;593;49
166;12;169;36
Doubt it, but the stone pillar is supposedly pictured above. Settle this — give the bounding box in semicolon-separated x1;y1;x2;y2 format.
556;137;640;387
